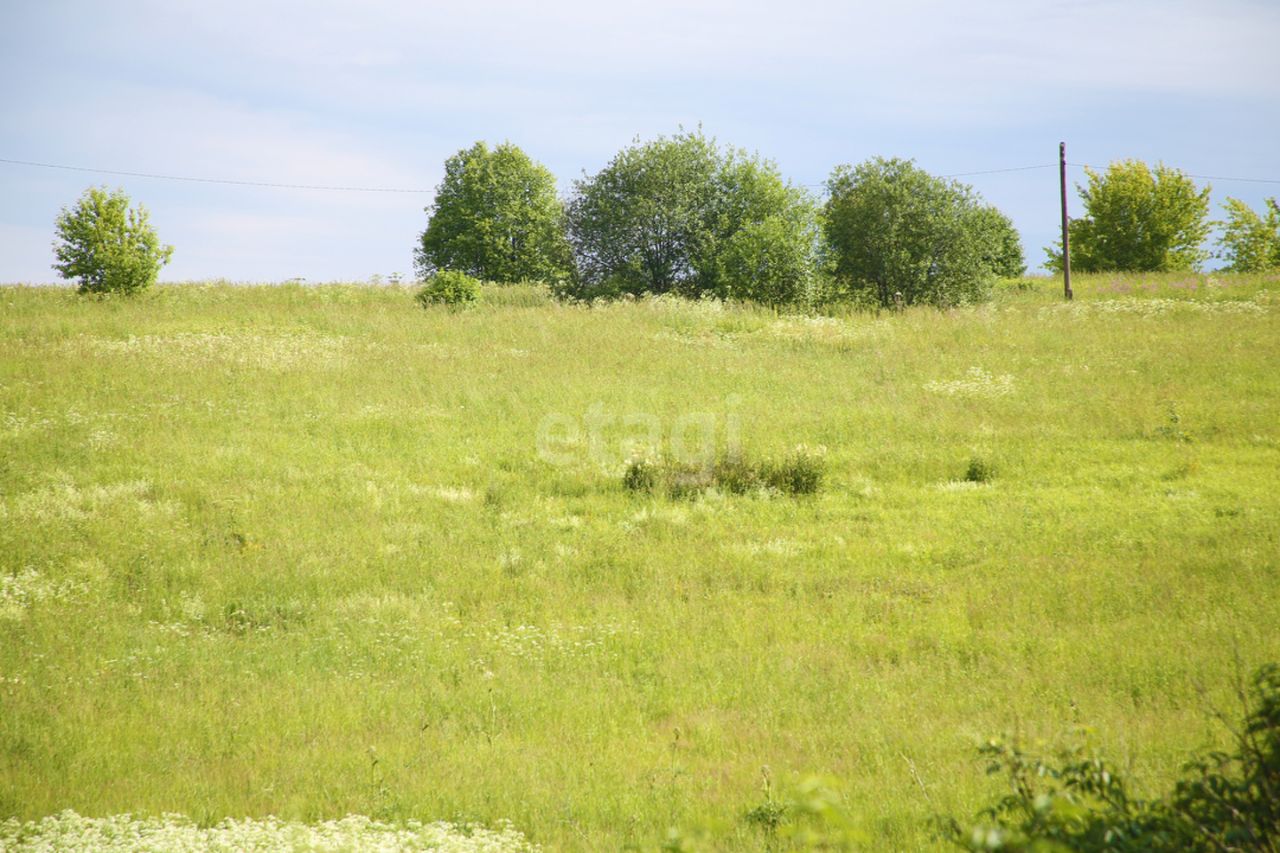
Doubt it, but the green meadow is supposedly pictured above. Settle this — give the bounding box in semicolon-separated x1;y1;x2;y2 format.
2;273;1279;849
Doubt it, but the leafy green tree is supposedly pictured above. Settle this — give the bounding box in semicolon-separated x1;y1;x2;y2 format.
52;186;173;295
718;212;818;306
706;156;820;306
1217;197;1280;272
563;130;817;302
415;141;572;284
1045;160;1211;273
974;205;1026;278
822;158;1001;307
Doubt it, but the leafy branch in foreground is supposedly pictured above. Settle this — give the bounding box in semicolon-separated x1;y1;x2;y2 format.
946;663;1280;852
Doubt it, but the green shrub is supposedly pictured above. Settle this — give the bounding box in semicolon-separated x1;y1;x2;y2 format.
622;457;657;493
52;186;173;295
946;663;1280;852
415;270;480;308
623;448;825;499
762;447;826;495
964;456;996;483
712;453;762;494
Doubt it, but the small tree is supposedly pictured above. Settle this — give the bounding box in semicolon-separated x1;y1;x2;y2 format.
822;158;1001;307
1217;197;1280;272
563;130;817;303
416;141;572;284
52;187;173;295
974;205;1026;278
1045;160;1211;273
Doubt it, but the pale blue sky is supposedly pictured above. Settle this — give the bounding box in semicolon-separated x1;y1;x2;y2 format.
2;0;1278;282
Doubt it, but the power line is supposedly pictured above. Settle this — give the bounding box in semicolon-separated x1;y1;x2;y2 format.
0;157;434;193
944;163;1055;178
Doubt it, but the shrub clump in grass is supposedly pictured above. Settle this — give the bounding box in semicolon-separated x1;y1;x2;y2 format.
415;270;480;308
621;456;657;493
624;447;825;499
762;447;826;495
964;455;996;484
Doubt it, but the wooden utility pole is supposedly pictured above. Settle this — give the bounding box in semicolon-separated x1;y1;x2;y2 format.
1059;141;1073;300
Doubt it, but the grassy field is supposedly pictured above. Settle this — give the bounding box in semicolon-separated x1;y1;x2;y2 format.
2;273;1279;850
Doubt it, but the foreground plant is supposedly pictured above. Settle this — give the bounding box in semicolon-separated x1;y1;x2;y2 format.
946;663;1280;851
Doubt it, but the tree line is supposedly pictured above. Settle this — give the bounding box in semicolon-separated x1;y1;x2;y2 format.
49;132;1280;300
416;131;1026;309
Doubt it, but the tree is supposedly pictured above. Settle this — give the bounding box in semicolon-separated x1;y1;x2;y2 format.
52;187;173;295
1217;197;1280;272
706;155;820;306
562;130;817;303
415;141;572;284
974;205;1026;278
822;157;1002;307
1045;160;1211;273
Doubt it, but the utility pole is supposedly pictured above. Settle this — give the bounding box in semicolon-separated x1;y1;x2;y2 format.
1059;142;1073;300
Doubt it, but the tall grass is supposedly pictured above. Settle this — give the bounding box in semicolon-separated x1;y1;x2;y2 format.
1;272;1278;849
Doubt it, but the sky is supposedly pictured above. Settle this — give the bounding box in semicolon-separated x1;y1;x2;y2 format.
2;0;1278;283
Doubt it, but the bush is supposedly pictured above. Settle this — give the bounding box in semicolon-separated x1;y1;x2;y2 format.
564;129;818;305
623;448;825;499
52;186;173;295
822;158;1004;308
1045;160;1212;273
761;447;826;495
946;663;1280;852
622;457;657;493
415;141;572;284
1217;197;1280;272
415;270;480;308
964;455;996;483
975;206;1027;278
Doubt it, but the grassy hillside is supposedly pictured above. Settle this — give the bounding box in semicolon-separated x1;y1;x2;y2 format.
2;273;1279;850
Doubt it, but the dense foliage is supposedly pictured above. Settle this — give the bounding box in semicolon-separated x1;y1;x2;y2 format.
415;141;572;284
415;269;480;307
975;206;1027;278
1217;197;1280;272
949;663;1280;852
1046;160;1212;273
52;186;173;295
562;130;818;304
822;158;1008;307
